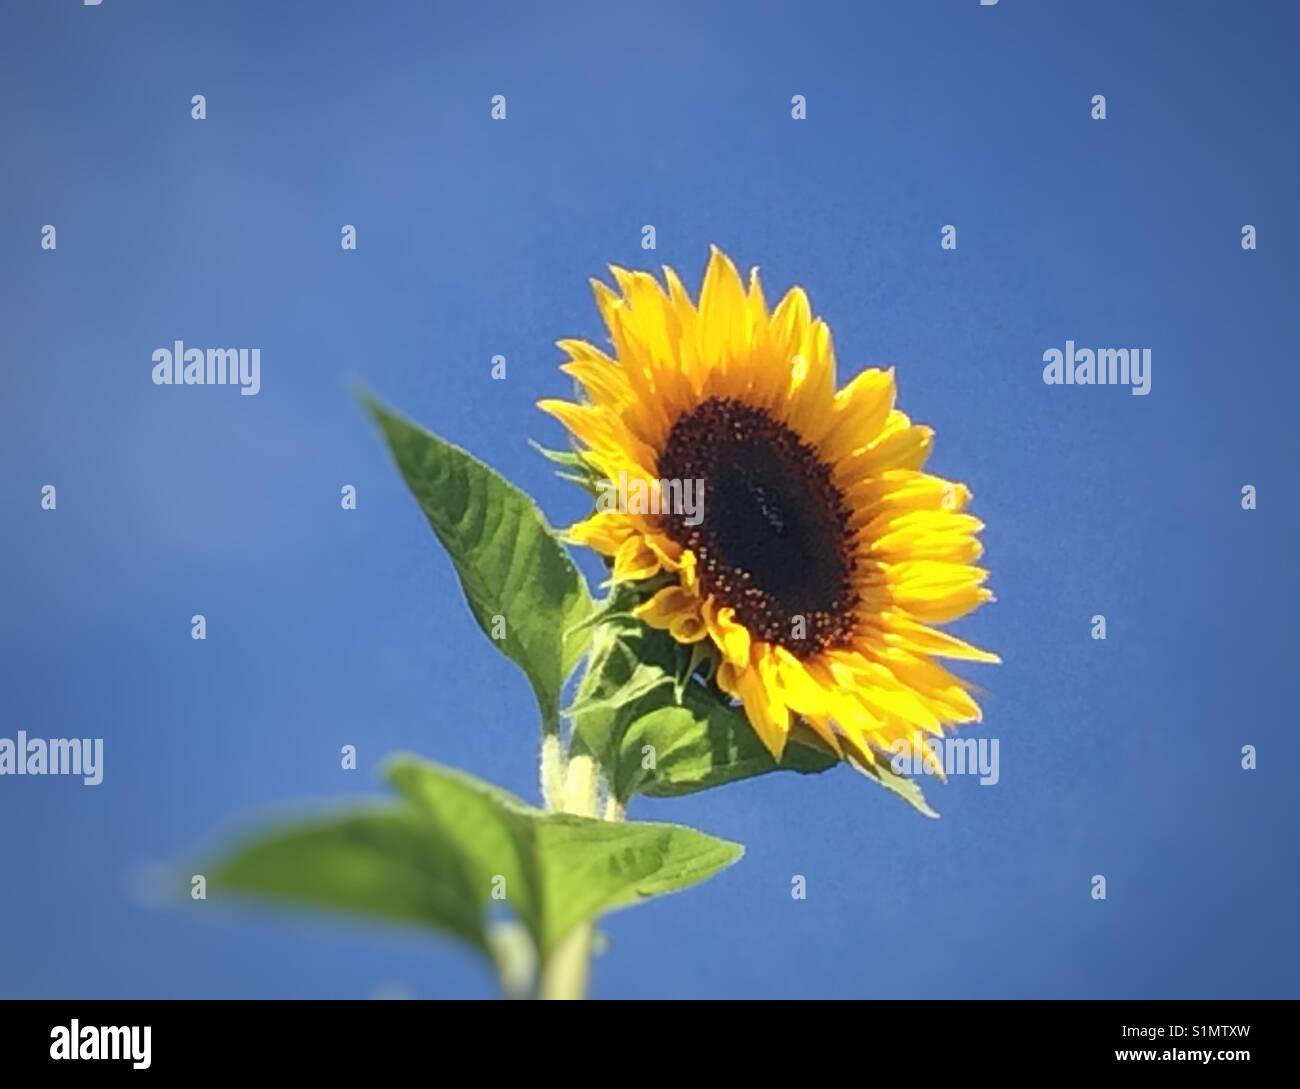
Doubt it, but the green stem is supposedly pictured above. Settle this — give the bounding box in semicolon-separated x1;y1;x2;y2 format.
540;733;565;810
537;918;592;1001
559;752;599;817
537;752;603;1000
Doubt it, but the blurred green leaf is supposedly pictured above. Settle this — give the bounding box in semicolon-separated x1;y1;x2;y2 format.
364;396;591;728
206;758;743;968
389;756;742;954
206;806;489;951
385;757;545;942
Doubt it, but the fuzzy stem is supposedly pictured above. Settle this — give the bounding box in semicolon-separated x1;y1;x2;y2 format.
540;733;565;811
559;752;599;817
537;917;592;1001
537;751;601;999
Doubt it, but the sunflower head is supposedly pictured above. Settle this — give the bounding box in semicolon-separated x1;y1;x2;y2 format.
540;246;997;775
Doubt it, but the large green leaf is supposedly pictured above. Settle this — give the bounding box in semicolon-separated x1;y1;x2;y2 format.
364;396;591;727
206;806;489;951
388;756;743;955
532;813;742;951
204;758;744;970
386;757;545;943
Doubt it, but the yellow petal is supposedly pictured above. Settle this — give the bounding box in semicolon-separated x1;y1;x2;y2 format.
565;510;636;556
772;647;833;718
696;246;751;398
669;610;709;643
783;319;838;442
819;367;896;463
836;423;935;484
886;615;1001;663
731;649;792;758
701;598;752;665
633;584;701;629
612;536;661;581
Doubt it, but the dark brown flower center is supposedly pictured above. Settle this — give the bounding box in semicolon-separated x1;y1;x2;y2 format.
657;397;859;657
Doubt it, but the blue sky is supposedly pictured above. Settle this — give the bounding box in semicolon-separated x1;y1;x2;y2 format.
2;0;1297;998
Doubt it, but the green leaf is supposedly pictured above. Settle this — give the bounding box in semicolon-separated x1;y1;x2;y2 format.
385;757;545;943
566;615;836;801
387;756;743;955
528;439;604;496
614;701;838;802
614;691;939;816
566;603;936;814
532;814;743;951
568;615;680;766
206;806;490;951
567;630;675;727
204;758;745;969
364;396;591;728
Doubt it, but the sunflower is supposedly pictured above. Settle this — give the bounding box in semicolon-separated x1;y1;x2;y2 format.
539;246;997;774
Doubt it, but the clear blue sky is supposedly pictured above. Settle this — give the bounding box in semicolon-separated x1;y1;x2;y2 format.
2;0;1297;999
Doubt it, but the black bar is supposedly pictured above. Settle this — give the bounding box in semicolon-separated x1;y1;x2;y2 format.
2;999;1290;1075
